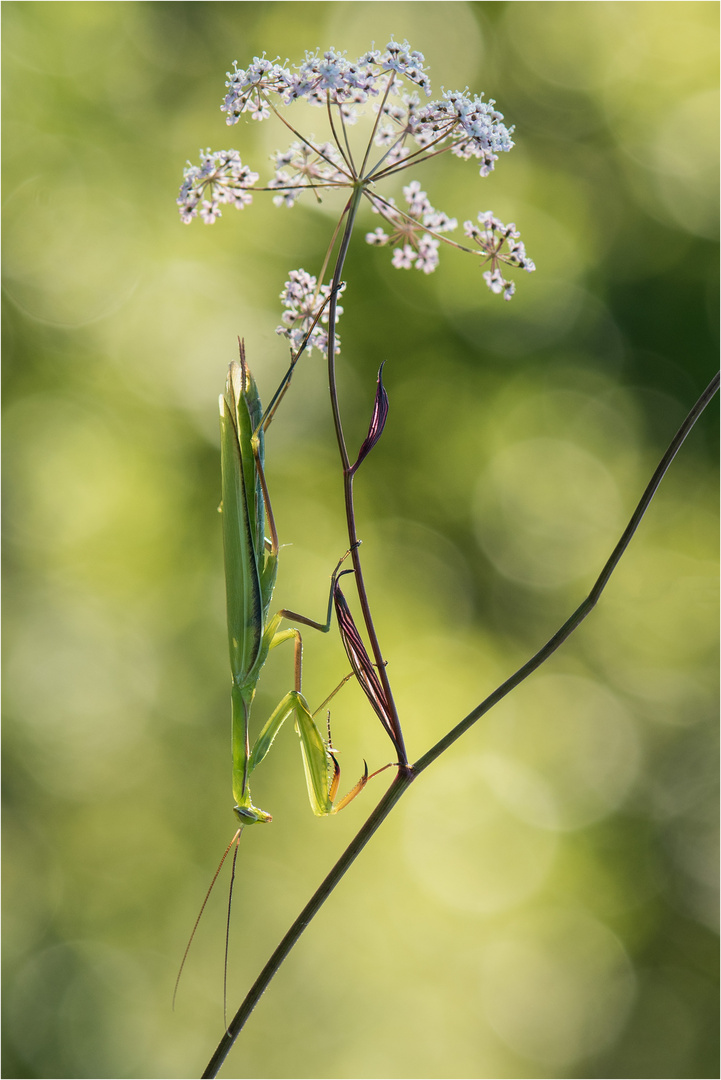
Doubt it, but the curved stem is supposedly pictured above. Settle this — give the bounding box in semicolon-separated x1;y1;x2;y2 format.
415;370;720;773
201;373;718;1078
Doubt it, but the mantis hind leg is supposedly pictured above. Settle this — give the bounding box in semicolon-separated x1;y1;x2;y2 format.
248;689;337;816
246;688;369;818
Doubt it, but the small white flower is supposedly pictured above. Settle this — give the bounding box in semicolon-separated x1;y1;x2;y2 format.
366;227;389;246
200;200;221;224
391;245;416;270
268;173;304;208
404;180;431;218
415;236;440;274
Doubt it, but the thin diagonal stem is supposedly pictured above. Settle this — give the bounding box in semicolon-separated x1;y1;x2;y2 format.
202;373;718;1078
414;370;720;773
363;124;456;184
368;136;455;182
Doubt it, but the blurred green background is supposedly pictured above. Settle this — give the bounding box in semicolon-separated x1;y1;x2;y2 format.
3;3;718;1078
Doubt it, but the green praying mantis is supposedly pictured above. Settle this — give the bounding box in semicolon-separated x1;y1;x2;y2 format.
219;342;369;827
175;334;395;1013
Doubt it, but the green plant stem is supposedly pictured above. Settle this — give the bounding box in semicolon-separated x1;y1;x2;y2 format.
202;371;718;1079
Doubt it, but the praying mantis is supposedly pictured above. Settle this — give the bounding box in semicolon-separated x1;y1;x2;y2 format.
174;336;393;1012
219;341;368;827
175;339;368;1011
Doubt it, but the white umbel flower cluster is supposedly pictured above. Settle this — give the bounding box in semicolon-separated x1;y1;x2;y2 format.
366;182;457;275
177;149;259;223
221;42;432;120
178;41;535;303
277;270;346;356
464;212;536;301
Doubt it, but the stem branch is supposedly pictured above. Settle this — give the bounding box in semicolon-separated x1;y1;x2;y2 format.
201;372;718;1078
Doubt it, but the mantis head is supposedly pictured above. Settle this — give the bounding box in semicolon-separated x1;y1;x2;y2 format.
233;803;272;825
